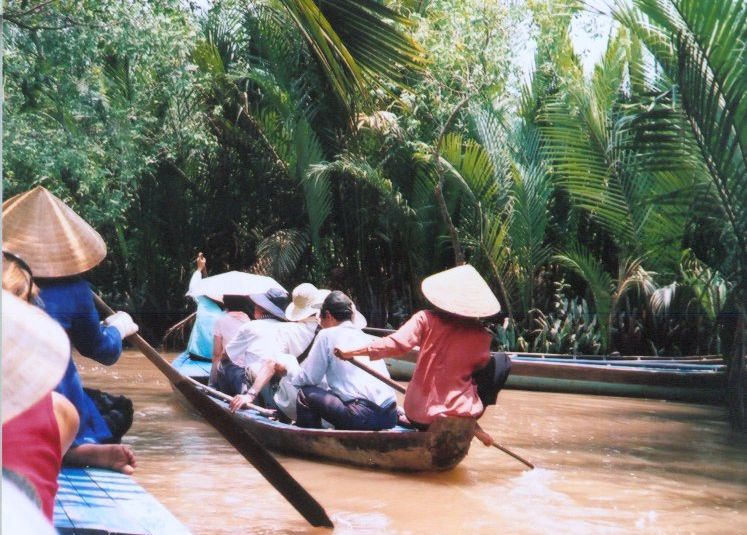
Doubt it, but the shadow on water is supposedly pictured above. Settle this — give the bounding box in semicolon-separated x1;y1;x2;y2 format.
78;351;747;534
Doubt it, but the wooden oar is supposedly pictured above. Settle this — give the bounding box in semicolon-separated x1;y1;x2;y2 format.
183;376;276;417
341;354;535;470
93;294;334;528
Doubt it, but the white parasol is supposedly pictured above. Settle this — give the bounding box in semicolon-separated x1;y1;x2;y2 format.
186;271;285;303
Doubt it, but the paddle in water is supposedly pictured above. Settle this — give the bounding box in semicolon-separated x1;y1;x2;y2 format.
337;351;534;470
93;294;334;528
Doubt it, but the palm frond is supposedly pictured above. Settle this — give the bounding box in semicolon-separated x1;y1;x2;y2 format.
298;143;331;255
509;159;554;311
613;0;747;291
252;228;310;281
554;244;614;351
679;249;729;321
277;0;425;119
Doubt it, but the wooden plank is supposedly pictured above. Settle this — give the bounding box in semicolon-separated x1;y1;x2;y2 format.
54;467;190;535
57;468;147;534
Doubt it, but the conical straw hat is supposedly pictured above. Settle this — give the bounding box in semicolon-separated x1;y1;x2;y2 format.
421;264;501;318
2;290;70;423
2;186;107;278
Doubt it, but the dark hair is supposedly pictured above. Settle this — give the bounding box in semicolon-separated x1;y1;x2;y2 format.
2;250;36;302
320;290;354;322
431;308;483;328
222;294;253;315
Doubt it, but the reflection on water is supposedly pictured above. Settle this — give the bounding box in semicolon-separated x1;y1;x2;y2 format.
77;351;747;534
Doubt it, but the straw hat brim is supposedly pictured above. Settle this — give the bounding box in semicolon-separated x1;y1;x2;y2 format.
285;303;320;322
285;285;325;322
2;187;106;278
249;293;288;321
2;290;70;423
421;264;501;319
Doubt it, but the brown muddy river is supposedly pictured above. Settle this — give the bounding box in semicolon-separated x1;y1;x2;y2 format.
77;350;747;534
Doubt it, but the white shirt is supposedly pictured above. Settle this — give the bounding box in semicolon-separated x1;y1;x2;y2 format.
224;318;283;368
292;321;396;407
276;317;318;358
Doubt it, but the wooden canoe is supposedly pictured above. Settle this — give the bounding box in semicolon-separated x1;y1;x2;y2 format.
385;353;726;403
171;352;475;471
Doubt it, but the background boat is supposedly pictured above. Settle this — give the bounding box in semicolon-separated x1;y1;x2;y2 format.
384;353;726;404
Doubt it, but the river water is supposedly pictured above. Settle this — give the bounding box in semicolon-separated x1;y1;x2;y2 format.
77;351;747;534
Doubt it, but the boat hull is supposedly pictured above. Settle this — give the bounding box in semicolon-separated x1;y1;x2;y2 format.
385;354;726;404
171;353;475;471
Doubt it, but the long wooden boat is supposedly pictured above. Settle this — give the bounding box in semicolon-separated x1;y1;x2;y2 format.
385;353;726;404
171;352;475;471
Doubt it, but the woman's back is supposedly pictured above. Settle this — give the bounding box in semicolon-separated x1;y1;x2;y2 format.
369;310;491;425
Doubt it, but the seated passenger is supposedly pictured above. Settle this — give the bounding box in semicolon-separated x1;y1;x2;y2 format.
270;285;367;421
2;290;77;523
209;294;252;388
230;283;324;419
291;291;397;431
3;187;138;472
186;252;225;361
220;288;290;399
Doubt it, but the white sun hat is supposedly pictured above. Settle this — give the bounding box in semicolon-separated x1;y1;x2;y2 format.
285;283;324;322
2;186;107;278
2;290;70;423
187;271;285;303
421;264;501;318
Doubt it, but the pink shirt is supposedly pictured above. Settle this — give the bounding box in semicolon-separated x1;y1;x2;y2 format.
2;393;62;521
367;310;491;425
213;311;250;349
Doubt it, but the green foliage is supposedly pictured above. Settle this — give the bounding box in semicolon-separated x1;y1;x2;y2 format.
526;296;603;355
3;0;743;361
612;0;747;297
277;0;426;120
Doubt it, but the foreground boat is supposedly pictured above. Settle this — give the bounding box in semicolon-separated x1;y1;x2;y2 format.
385;353;726;403
171;352;475;471
54;466;189;535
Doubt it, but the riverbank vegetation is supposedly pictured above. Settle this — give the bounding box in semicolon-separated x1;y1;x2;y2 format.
3;1;745;367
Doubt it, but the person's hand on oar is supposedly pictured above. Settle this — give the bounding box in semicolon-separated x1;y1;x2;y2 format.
229;391;258;413
333;347;354;360
474;423;494;447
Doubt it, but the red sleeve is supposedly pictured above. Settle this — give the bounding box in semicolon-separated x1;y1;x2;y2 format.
367;311;426;360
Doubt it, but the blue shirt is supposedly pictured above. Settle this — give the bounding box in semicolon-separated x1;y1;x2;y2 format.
39;278;122;445
186;270;225;359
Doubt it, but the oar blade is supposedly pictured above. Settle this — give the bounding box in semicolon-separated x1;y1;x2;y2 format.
176;380;334;528
92;294;333;528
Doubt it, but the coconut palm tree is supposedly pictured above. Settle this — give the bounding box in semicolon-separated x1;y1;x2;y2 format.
611;0;746;426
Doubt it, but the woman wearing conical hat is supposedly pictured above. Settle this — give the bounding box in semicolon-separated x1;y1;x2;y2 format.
335;264;500;445
3;186;138;473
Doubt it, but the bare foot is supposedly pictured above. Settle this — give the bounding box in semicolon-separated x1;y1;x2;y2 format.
64;444;137;474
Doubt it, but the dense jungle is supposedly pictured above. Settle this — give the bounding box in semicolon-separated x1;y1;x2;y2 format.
3;0;745;420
